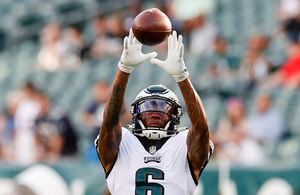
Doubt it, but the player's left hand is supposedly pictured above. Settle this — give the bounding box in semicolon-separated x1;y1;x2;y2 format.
150;31;189;82
118;28;158;74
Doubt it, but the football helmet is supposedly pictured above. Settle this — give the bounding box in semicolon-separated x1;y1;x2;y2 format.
130;84;183;139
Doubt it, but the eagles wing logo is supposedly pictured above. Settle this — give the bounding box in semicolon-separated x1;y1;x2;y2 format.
144;156;161;163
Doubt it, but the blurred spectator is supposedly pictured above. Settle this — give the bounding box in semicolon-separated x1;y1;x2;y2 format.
239;34;272;92
82;80;131;136
1;0;299;167
60;25;86;68
106;14;127;38
0;111;6;132
263;33;300;88
196;36;240;97
122;0;143;32
157;0;183;33
184;14;217;57
82;81;109;162
83;80;131;133
5;91;23;142
0;111;7;160
215;98;249;145
82;81;110;138
284;19;300;45
263;2;300;88
34;92;78;163
174;0;216;56
196;63;232;97
14;82;41;165
37;23;65;71
213;98;266;166
153;1;184;54
212;36;240;70
82;80;130;162
278;0;300;22
0;91;23;162
89;16;122;59
248;93;284;144
173;0;215;23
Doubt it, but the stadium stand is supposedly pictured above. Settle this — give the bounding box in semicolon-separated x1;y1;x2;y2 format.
1;0;300;194
0;0;296;155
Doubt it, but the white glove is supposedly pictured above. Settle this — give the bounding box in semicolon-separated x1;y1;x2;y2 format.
118;29;157;73
150;31;189;82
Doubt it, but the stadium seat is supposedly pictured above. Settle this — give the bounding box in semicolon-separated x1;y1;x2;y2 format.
0;0;297;170
289;92;300;136
55;1;84;14
201;95;224;130
277;137;300;163
272;88;297;122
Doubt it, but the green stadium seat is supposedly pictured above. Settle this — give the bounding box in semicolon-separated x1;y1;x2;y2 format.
201;95;224;130
277;137;300;162
0;0;293;166
289;92;300;136
17;13;44;27
272;88;297;122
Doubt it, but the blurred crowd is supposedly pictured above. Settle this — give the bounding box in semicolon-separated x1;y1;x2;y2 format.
0;0;300;166
0;82;79;164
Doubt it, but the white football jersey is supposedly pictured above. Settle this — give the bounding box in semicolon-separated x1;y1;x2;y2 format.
96;127;212;195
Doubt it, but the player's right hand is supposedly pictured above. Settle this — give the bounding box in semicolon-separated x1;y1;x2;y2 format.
118;28;157;74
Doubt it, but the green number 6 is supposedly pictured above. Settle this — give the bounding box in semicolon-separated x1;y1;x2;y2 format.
135;167;165;195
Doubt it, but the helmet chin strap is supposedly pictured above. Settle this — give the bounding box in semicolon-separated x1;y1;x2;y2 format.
138;120;146;129
163;121;171;130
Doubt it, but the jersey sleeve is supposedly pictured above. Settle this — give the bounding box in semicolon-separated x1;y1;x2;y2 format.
94;128;132;178
94;134;108;175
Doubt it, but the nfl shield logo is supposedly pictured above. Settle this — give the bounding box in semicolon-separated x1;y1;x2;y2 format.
149;146;157;154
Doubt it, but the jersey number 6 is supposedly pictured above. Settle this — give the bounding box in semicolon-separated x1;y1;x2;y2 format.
135;167;164;195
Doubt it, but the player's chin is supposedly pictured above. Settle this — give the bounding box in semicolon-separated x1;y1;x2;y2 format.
147;123;164;128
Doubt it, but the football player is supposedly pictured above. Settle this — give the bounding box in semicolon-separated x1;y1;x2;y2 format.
95;29;213;195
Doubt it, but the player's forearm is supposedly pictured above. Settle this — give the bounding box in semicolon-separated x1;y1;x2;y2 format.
98;69;129;172
178;78;210;168
178;78;209;132
102;69;130;129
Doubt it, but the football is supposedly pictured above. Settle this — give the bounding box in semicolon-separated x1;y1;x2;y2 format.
132;8;172;46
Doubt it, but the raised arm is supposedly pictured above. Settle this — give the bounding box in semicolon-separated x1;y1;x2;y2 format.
151;31;210;179
178;78;210;179
97;29;157;173
98;70;129;173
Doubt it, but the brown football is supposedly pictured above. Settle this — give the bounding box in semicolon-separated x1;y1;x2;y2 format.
132;8;172;46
